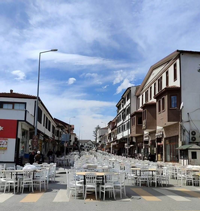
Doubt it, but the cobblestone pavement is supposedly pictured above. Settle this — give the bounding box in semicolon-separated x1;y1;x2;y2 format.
1;169;200;211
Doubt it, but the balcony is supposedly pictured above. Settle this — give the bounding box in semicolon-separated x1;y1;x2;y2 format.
141;102;156;132
154;86;180;127
131;110;143;137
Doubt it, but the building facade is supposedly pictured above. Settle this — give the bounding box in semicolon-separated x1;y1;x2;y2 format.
116;86;138;156
134;50;200;163
0;90;74;165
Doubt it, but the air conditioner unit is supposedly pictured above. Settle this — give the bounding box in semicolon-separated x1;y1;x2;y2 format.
190;130;200;143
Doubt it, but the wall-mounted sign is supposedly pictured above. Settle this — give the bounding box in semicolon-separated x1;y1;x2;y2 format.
0;126;3;131
0;138;8;150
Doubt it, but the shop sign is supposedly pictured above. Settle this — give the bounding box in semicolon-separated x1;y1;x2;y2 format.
0;138;8;150
0;126;3;131
156;131;163;138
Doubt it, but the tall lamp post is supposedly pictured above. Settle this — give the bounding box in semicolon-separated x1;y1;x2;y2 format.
34;49;58;139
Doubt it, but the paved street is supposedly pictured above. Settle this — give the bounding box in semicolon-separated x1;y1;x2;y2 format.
1;169;200;211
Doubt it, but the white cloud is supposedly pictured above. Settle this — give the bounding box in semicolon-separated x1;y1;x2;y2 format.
113;70;125;85
102;85;108;89
11;70;25;80
116;79;134;94
68;78;76;85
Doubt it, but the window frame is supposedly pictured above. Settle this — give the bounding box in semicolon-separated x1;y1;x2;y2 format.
170;95;178;109
150;86;152;100
191;151;197;159
158;99;161;113
158;76;162;92
137;116;142;125
174;63;177;82
166;70;169;87
162;97;165;111
145;90;148;103
154;82;156;96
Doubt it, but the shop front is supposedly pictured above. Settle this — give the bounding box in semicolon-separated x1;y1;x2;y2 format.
165;136;179;162
0;119;17;164
155;131;164;161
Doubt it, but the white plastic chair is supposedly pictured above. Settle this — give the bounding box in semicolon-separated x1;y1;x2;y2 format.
114;172;126;198
84;173;97;201
20;171;34;193
99;173;116;200
66;170;84;199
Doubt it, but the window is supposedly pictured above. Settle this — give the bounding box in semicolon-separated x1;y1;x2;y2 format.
150;87;152;100
192;152;197;159
127;92;130;100
170;95;177;108
174;63;177;81
166;71;169;87
127;106;130;115
14;103;25;110
46;117;48;129
43;114;46;126
143;110;147;120
48;121;51;131
52;125;55;135
145;90;148;103
158;100;161;113
132;116;135;126
158;77;162;92
38;107;42;124
142;95;143;106
3;104;12;109
127;121;130;130
137;117;142;125
162;97;165;111
154;83;156;95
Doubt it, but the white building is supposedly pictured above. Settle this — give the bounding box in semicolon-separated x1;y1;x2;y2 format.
116;86;138;155
0;90;69;165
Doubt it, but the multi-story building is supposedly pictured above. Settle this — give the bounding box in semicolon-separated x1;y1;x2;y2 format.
106;117;117;153
0;90;74;165
135;50;200;163
116;86;138;155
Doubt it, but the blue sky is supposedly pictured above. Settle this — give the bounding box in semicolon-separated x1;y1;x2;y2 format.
1;0;200;140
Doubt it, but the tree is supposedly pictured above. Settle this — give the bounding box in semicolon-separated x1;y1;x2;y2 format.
93;125;100;143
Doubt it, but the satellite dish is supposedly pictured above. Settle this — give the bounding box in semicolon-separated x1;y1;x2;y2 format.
180;102;184;110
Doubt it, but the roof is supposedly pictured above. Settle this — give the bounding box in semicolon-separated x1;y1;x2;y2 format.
141;101;156;109
136;50;200;96
176;144;200;150
79;140;94;144
131;109;143;116
154;86;180;99
116;86;131;107
0;91;56;124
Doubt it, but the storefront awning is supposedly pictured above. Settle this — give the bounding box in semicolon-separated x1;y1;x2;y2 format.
177;144;200;150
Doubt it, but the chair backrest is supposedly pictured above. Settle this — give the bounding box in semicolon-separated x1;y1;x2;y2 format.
22;171;34;181
85;173;96;185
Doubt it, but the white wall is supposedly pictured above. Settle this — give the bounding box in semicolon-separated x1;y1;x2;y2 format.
181;53;200;144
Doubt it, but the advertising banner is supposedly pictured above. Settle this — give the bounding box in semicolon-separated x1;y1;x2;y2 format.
0;138;8;150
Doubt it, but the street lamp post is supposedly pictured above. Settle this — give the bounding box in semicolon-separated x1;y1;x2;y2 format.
34;49;58;140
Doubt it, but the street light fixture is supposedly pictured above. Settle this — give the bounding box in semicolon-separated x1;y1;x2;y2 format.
34;49;58;138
